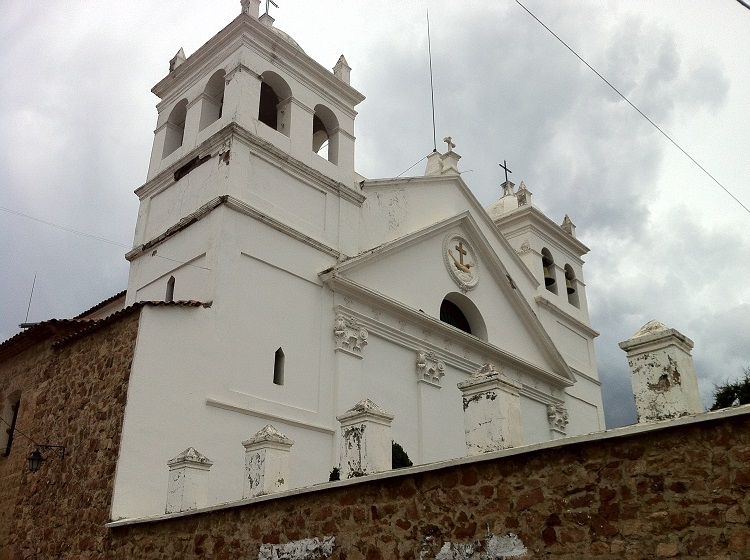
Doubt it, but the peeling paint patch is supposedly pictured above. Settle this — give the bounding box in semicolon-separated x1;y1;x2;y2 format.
257;536;335;559
429;533;527;559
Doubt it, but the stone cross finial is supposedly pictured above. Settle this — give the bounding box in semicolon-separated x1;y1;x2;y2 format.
443;136;456;152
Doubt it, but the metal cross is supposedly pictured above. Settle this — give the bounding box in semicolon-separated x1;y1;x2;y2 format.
499;160;512;183
265;0;279;15
454;242;468;265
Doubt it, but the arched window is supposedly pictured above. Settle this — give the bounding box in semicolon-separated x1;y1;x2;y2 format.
166;276;175;303
439;293;487;341
541;248;558;295
440;299;471;334
564;264;580;308
1;391;21;457
273;348;285;386
163;99;188;158
312;104;339;164
199;70;226;131
258;71;292;136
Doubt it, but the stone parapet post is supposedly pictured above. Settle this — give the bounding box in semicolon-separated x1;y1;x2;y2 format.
619;320;703;423
336;399;394;478
165;447;213;514
457;363;523;455
242;425;294;499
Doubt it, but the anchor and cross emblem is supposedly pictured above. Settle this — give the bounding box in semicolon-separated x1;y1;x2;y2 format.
444;235;479;290
448;241;476;274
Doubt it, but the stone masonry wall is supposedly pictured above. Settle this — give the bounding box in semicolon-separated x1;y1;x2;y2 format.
107;410;750;559
0;310;139;560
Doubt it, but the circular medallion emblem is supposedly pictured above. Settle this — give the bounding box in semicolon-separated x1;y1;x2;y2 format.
443;234;479;290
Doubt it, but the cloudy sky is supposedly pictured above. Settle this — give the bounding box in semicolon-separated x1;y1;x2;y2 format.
1;0;748;428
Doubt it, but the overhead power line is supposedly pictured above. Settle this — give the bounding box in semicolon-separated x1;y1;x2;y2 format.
515;0;750;216
0;205;211;270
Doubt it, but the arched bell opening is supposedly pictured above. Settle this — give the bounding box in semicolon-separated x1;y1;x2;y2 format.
162;99;188;158
199;69;226;131
258;71;292;136
541;248;558;295
312;104;339;164
564;264;580;308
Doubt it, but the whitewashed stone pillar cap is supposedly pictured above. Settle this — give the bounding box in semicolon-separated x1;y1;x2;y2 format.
458;363;522;394
336;399;394;427
618;320;694;353
167;447;214;471
242;425;294;451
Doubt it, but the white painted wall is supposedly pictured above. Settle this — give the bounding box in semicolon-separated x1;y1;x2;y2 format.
112;7;606;522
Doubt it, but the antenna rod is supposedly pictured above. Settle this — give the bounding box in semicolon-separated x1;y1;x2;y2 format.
25;272;37;323
427;10;437;152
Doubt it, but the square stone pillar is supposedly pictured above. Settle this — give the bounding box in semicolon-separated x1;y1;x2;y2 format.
223;63;262;132
336;399;394;479
242;425;294;499
457;363;523;455
165;447;213;514
619;320;703;422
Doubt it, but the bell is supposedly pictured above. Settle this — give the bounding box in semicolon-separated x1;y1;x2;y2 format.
543;267;556;286
566;279;575;294
541;253;554;268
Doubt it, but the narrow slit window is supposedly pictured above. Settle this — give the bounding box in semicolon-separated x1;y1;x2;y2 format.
2;394;21;457
273;348;285;386
166;276;175;302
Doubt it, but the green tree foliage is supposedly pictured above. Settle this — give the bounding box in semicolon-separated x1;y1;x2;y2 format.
392;441;413;469
711;367;750;410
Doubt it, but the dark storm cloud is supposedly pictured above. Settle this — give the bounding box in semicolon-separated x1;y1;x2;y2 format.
1;1;747;430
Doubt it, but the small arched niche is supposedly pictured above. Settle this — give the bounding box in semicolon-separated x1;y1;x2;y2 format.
439;292;487;341
312;104;339;164
564;264;580;308
163;99;188;158
541;248;558;295
258;71;292;136
199;70;226;131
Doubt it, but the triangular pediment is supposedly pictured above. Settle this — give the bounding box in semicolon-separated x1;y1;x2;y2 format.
320;213;575;385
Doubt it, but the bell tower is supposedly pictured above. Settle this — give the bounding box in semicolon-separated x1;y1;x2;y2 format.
125;0;365;306
486;176;604;430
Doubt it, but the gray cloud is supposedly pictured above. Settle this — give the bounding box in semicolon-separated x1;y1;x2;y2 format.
1;1;748;431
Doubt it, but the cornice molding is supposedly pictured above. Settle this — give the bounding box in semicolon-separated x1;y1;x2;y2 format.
324;277;574;390
494;205;590;257
535;296;599;338
126;194;341;261
152;15;364;118
135;123;365;206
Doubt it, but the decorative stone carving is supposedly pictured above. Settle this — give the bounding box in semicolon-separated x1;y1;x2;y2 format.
547;404;569;436
334;314;368;357
519;240;531;254
416;350;445;386
443;234;479;291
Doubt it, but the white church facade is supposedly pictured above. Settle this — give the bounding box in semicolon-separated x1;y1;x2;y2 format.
110;0;604;520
